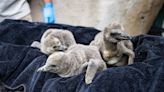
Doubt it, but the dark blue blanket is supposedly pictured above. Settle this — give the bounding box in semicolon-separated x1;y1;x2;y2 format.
0;19;164;92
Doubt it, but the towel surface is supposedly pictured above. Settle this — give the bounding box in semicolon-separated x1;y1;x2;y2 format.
0;19;164;92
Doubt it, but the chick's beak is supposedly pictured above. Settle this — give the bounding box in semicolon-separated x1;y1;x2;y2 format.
111;32;131;40
117;35;131;40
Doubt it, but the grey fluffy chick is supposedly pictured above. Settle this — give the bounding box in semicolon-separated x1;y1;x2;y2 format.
90;22;135;66
31;29;76;55
37;44;107;84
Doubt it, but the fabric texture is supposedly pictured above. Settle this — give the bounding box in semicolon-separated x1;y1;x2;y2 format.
148;27;164;36
0;0;30;22
0;19;164;92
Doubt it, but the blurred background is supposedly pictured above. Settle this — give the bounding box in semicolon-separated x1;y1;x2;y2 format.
29;0;163;36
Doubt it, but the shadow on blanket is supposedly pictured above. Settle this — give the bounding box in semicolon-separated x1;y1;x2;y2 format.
0;19;164;92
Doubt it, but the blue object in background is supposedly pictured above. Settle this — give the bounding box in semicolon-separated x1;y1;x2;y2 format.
43;0;55;23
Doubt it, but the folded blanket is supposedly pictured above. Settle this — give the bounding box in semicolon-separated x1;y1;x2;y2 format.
0;19;164;92
148;27;164;36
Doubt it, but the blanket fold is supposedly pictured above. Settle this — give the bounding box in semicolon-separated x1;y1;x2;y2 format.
0;19;163;92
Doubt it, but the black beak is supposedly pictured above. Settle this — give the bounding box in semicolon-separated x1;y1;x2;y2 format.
110;32;131;40
116;35;131;40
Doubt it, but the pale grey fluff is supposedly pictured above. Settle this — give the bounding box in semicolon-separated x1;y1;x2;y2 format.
37;44;107;84
90;22;135;66
31;29;76;55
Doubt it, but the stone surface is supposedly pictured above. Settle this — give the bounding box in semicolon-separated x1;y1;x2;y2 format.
30;0;164;35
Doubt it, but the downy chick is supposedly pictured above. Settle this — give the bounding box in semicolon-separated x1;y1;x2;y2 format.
90;22;135;66
31;29;76;55
37;44;107;84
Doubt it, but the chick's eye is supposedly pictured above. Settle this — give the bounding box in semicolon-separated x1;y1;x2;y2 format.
53;46;57;48
50;65;56;67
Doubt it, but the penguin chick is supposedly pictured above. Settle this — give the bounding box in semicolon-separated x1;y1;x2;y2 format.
90;22;135;66
37;44;107;84
31;29;76;55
